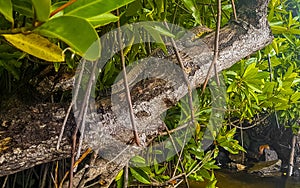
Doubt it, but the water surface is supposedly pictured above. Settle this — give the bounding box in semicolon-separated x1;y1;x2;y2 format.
190;170;300;188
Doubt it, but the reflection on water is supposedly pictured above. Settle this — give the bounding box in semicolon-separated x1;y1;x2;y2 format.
190;170;300;188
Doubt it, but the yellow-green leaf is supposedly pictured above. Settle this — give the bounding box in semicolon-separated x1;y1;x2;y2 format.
2;33;64;62
115;169;123;181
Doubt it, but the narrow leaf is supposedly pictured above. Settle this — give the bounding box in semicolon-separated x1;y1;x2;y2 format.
3;33;64;62
35;16;100;60
115;169;123;181
130;168;151;184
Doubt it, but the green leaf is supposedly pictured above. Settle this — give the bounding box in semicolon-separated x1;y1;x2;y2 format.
226;127;236;138
35;16;100;60
271;40;279;54
65;0;135;19
151;25;176;38
156;165;167;175
181;0;200;24
130;156;146;165
87;13;119;28
288;28;300;35
0;0;13;23
12;0;33;17
199;169;211;179
0;59;21;80
143;25;168;53
130;167;151;184
51;1;68;17
3;33;64;62
115;169;124;181
290;92;300;103
271;25;288;34
242;63;258;79
31;0;50;22
246;82;262;93
125;0;142;17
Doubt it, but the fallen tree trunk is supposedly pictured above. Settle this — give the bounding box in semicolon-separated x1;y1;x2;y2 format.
0;0;273;187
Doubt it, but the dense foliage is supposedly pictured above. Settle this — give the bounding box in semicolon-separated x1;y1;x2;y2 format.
0;0;300;187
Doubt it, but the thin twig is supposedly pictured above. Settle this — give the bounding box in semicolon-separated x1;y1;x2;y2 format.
123;163;129;188
56;103;73;150
288;132;298;176
187;150;214;176
61;148;92;188
69;60;98;188
268;54;280;129
57;59;86;150
1;176;8;188
106;145;131;166
239;121;245;163
228;113;270;130
231;0;237;21
163;21;196;128
202;0;222;93
116;9;140;146
163;124;190;188
0;27;32;34
50;0;77;18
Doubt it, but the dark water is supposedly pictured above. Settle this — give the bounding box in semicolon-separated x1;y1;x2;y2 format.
190;170;300;188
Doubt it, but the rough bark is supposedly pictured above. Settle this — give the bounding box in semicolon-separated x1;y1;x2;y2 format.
0;0;273;187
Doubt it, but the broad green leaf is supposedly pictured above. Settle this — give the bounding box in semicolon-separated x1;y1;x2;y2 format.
31;0;50;22
2;33;64;62
129;167;151;184
125;0;142;17
242;63;258;79
290;92;300;103
65;0;135;19
35;16;100;60
199;169;211;179
130;156;146;165
87;13;119;28
0;0;13;23
12;0;33;17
